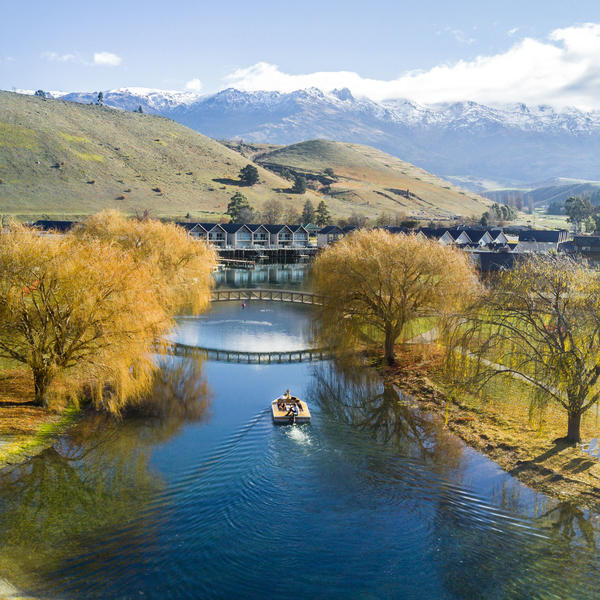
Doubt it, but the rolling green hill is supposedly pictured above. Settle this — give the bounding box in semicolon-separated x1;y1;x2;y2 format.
0;91;328;220
250;140;492;218
0;91;490;221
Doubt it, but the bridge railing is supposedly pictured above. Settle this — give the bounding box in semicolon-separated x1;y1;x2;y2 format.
156;340;332;364
210;288;323;306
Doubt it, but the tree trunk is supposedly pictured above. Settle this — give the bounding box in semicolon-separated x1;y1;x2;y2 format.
566;411;582;444
384;327;396;366
33;369;52;408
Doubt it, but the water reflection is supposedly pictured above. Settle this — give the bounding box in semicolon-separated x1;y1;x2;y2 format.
309;358;464;468
213;263;309;290
307;358;600;599
0;358;211;594
3;302;600;598
173;301;314;352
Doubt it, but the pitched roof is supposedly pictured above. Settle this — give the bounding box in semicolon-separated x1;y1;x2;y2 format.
319;225;343;234
197;222;226;232
264;224;292;233
32;220;76;232
518;230;567;243
220;223;251;233
175;222;203;232
379;226;410;234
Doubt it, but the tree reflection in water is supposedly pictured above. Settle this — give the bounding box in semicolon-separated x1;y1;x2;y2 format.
0;357;212;593
308;357;464;469
309;358;600;599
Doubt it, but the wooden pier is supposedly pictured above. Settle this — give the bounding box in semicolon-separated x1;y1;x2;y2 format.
218;258;256;269
218;247;319;264
210;288;323;305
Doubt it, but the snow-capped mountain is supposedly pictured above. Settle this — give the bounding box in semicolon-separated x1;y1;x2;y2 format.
41;86;600;186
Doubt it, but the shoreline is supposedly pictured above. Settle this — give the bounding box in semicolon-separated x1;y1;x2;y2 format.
0;407;79;470
379;348;600;510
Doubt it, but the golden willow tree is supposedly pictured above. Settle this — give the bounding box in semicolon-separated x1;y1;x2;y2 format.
312;230;477;365
77;210;216;313
0;215;216;413
443;254;600;443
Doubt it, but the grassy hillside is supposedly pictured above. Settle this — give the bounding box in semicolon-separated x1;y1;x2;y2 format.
0;91;329;220
252;140;492;218
0;92;490;221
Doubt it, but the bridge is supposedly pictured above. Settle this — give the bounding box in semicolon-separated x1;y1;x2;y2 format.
210;288;323;306
158;340;332;364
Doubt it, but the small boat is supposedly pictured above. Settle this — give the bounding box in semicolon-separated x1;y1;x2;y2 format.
271;392;311;424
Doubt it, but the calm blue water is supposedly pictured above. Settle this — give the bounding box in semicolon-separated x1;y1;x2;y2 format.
1;287;600;599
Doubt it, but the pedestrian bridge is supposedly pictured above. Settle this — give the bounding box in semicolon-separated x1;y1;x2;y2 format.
158;340;332;364
210;288;323;306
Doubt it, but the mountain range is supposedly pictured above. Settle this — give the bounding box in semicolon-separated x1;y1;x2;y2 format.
38;86;600;188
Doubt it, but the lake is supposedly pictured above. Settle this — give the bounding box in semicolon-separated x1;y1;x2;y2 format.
1;267;600;599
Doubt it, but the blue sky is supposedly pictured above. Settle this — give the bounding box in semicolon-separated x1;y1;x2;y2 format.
3;1;600;107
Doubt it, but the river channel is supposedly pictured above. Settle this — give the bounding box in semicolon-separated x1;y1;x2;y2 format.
1;265;600;599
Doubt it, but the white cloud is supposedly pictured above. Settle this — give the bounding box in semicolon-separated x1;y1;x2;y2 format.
223;23;600;110
185;78;203;91
41;51;77;63
508;27;519;36
444;27;476;45
93;52;122;67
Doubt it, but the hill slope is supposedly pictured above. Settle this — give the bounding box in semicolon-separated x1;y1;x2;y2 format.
0;91;489;220
251;140;491;217
52;87;600;186
0;91;329;219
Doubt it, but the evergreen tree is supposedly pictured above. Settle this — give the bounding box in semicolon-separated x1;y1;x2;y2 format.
565;196;594;232
227;192;253;223
239;164;259;186
315;200;331;226
34;90;46;99
301;200;315;224
137;105;143;113
292;175;307;194
96;91;104;105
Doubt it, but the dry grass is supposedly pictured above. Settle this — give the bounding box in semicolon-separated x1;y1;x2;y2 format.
256;140;492;218
0;91;329;220
381;344;600;508
0;369;56;437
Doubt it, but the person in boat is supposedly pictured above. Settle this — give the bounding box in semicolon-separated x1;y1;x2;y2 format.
286;403;299;420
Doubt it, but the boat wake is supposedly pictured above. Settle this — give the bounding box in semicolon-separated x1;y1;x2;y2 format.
285;425;312;446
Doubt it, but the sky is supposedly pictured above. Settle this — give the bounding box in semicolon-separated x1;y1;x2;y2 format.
3;0;600;108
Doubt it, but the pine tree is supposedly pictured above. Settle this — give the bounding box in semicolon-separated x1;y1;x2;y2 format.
96;91;104;105
292;175;307;194
239;164;259;186
301;200;315;224
315;200;331;226
227;192;253;223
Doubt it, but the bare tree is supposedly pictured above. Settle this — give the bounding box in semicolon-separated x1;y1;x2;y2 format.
443;254;600;443
261;198;283;224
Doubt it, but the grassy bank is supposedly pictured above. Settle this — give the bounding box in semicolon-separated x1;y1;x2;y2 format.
378;344;600;508
0;368;79;469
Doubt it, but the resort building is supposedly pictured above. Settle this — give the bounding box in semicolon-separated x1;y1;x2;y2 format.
317;225;344;248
